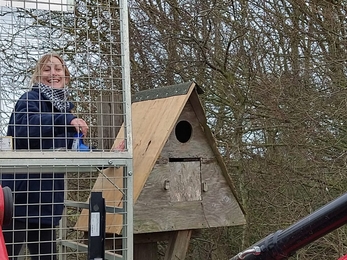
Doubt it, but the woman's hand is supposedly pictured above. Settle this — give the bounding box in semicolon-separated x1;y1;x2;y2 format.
70;118;88;136
113;139;125;151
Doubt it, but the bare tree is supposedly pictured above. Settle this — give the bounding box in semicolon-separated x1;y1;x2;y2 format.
129;0;347;259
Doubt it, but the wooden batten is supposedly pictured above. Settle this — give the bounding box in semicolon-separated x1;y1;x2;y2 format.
74;81;246;235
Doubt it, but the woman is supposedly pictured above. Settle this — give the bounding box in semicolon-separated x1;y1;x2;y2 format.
2;53;88;259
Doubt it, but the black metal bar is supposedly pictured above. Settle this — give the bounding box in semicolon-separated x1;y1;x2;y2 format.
2;186;12;226
88;192;106;260
230;192;347;260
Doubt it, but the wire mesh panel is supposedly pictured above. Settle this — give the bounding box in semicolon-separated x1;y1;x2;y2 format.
0;0;133;258
0;164;133;259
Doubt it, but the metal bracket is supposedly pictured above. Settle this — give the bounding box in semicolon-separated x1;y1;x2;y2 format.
164;180;170;190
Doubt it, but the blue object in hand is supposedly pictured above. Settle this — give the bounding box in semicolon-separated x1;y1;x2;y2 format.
72;132;90;151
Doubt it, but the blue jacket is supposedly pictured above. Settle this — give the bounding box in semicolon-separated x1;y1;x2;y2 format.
2;86;77;226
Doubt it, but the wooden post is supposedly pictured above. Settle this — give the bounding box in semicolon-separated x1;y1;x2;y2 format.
164;230;192;260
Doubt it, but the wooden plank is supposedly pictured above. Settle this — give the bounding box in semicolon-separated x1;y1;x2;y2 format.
164;230;192;260
169;161;201;202
201;162;246;227
132;163;171;208
133;201;208;234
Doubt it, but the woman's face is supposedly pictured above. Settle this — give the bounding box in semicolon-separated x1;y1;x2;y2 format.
40;57;67;89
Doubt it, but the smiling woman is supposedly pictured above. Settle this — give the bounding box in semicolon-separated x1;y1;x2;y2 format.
32;54;70;89
1;53;88;259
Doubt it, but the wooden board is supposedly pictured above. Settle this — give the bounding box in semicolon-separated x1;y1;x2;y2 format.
201;161;246;227
133;201;209;233
164;230;192;260
168;161;202;202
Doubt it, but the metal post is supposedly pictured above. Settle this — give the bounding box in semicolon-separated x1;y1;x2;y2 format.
122;166;133;260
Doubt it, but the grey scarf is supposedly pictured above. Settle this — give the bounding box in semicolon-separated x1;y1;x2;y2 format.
37;83;71;112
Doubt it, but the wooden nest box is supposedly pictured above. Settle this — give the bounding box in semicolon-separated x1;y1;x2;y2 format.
75;81;246;258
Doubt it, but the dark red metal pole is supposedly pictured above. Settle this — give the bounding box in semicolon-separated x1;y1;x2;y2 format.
0;186;13;260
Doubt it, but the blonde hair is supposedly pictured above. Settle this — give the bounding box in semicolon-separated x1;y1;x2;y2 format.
30;53;71;87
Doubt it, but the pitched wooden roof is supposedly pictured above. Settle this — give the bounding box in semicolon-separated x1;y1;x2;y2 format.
75;81;245;234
